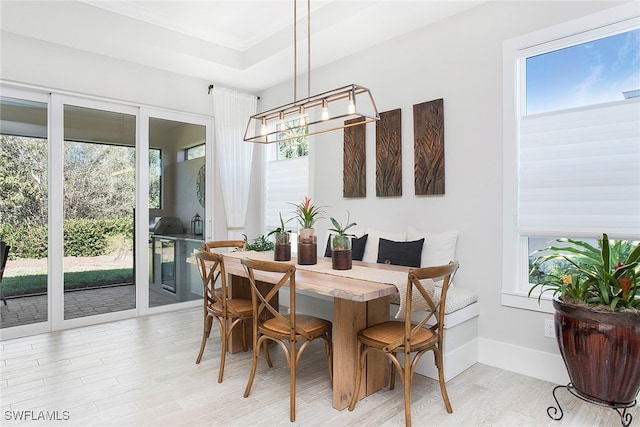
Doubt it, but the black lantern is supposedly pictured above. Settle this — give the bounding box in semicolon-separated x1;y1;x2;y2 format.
191;213;203;235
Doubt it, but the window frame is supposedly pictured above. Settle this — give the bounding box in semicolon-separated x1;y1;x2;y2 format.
501;3;640;313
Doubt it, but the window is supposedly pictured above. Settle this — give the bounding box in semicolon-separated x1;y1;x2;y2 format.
502;4;640;312
185;144;205;160
265;118;310;234
277;118;309;159
149;148;161;209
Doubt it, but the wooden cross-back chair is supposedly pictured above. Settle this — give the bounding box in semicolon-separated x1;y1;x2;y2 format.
194;239;250;383
348;261;459;427
240;257;333;423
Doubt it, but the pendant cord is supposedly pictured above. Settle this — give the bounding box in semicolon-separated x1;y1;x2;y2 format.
293;0;297;102
307;0;311;98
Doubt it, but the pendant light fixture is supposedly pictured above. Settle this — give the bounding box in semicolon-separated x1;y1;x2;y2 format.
244;0;379;144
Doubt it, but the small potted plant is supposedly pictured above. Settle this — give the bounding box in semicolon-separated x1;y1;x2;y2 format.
268;213;291;261
528;233;640;411
290;197;325;265
329;212;357;270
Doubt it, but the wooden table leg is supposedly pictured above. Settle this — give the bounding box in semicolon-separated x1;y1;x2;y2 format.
332;296;390;410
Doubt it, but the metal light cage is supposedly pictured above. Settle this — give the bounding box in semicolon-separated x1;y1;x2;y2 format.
243;83;379;144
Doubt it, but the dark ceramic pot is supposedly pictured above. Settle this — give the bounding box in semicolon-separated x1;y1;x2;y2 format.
331;249;352;270
274;243;291;261
297;242;317;265
553;298;640;405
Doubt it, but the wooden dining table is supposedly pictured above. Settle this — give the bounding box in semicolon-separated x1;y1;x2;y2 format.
215;250;408;410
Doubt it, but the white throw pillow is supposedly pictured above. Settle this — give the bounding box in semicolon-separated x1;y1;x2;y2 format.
407;227;458;267
362;228;407;263
407;227;458;288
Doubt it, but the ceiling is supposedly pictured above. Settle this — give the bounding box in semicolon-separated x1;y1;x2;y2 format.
0;0;485;93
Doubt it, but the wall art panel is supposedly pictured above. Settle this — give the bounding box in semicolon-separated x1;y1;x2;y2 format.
376;108;402;197
413;98;445;195
343;117;366;198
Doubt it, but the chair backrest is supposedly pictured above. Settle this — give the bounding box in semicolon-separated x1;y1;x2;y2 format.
388;261;459;352
195;250;228;312
0;242;9;281
241;258;312;340
202;240;246;252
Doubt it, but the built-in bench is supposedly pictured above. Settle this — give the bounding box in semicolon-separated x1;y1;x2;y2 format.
281;226;479;382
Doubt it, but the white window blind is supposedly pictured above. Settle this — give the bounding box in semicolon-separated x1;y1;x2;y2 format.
265;156;309;231
519;97;640;239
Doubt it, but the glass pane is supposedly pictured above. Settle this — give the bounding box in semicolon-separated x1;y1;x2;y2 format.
148;118;205;307
63;105;136;320
0;97;48;328
525;28;640;115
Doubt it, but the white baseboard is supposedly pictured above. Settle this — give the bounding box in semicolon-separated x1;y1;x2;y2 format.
478;337;569;385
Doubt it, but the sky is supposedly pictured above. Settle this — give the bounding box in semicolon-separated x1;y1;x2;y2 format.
526;28;640;115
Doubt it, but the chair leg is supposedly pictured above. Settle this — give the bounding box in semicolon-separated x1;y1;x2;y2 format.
434;348;453;413
390;353;396;390
243;336;263;398
263;340;273;368
325;332;333;385
290;340;297;422
195;314;213;364
404;352;412;427
348;343;364;411
218;319;228;383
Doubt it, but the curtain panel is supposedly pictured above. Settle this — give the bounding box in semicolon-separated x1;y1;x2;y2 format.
213;87;257;239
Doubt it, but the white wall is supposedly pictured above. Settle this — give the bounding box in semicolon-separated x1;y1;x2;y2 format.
256;1;626;383
0;31;263;242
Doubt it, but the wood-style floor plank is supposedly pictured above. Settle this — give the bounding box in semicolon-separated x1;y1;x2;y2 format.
1;307;637;426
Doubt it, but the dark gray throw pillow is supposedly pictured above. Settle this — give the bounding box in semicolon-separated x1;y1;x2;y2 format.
377;238;425;268
324;234;368;261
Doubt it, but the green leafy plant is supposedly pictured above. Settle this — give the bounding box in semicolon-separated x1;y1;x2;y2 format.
290;196;325;229
329;212;357;250
528;233;640;310
242;234;275;252
267;213;291;245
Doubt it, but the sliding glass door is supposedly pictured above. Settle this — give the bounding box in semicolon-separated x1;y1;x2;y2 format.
0;86;213;338
0;94;49;331
62;104;137;320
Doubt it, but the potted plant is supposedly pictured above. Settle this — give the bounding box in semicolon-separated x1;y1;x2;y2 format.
268;213;292;261
329;212;357;270
242;234;275;252
290;197;325;265
528;233;640;409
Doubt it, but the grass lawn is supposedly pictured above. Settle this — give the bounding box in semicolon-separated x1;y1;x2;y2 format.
2;268;134;296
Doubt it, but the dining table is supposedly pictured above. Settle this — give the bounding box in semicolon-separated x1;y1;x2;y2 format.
211;250;413;410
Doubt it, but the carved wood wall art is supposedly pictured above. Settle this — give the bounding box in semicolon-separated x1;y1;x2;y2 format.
376;108;402;197
343;117;366;198
413;98;445;195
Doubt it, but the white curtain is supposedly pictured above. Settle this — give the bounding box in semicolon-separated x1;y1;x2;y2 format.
213;87;257;239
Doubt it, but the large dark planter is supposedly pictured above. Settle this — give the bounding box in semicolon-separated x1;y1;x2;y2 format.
553;298;640;405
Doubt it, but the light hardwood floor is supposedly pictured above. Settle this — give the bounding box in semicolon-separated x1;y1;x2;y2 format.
1;307;637;426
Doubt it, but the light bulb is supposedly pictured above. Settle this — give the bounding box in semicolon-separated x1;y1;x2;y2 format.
260;118;267;136
321;99;330;121
347;92;355;114
299;106;306;126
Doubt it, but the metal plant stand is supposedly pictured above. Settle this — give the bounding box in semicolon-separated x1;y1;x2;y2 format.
547;383;636;427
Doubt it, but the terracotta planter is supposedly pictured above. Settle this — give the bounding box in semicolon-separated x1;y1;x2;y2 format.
553;298;640;405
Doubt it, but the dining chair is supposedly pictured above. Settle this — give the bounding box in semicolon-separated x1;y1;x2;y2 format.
194;239;250;383
241;257;333;423
348;261;459;427
0;242;9;306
